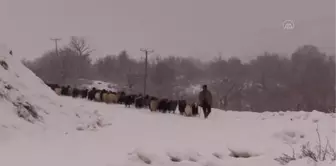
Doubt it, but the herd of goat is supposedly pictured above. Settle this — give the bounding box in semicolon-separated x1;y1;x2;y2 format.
46;83;200;117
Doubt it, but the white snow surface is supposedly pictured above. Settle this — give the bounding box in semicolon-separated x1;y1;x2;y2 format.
0;47;335;166
79;79;119;92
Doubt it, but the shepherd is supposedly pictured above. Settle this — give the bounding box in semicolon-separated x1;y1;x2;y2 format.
198;84;212;119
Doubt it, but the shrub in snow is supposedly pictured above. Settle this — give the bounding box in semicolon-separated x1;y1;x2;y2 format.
166;152;183;162
0;60;8;70
128;149;157;165
275;126;336;165
188;155;199;162
164;150;202;163
212;152;224;159
136;153;152;164
14;99;41;123
227;148;261;158
168;155;182;162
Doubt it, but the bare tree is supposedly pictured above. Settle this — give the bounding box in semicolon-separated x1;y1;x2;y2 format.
23;37;93;85
69;36;94;56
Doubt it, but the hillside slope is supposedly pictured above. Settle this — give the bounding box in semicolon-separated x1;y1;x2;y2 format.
0;46;106;140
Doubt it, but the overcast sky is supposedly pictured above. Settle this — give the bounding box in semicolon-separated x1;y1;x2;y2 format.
0;0;334;61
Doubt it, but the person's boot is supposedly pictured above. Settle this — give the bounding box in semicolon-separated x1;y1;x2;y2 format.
202;108;207;118
205;108;211;119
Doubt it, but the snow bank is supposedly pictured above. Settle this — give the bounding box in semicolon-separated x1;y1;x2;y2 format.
0;46;108;139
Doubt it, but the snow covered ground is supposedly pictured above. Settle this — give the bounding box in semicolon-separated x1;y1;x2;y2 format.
1;101;335;166
78;79;119;92
0;46;335;166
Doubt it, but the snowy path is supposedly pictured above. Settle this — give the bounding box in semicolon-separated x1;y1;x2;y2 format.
1;97;334;166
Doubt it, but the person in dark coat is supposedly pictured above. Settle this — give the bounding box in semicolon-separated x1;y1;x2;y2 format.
198;84;212;119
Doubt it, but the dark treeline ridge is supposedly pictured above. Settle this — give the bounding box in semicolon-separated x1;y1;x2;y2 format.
22;36;335;113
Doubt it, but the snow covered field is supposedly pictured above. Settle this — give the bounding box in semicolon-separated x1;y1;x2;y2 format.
0;47;335;166
1;100;335;166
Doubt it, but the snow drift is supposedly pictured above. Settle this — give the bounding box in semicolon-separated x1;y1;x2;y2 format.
0;46;107;140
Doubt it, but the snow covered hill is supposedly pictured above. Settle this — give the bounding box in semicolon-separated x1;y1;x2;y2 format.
0;46;107;139
0;46;334;166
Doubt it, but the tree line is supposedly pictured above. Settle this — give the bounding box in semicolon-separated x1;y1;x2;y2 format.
22;36;335;113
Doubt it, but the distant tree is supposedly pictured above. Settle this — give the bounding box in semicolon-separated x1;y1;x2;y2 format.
69;36;94;56
93;55;118;81
150;60;176;97
290;45;334;112
23;36;93;85
246;53;292;111
24;40;334;112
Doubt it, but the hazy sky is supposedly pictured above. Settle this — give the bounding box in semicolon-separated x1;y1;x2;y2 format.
0;0;335;61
